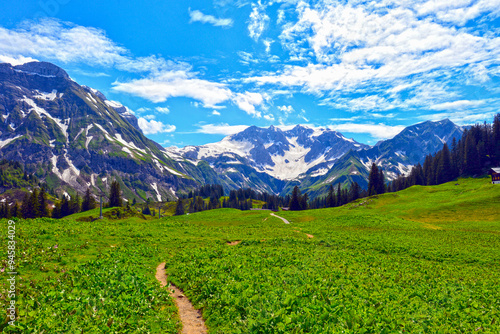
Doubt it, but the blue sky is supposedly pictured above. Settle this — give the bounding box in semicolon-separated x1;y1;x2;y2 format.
1;0;499;146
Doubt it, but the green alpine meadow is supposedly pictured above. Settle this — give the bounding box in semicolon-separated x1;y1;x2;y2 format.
2;177;499;333
2;1;500;333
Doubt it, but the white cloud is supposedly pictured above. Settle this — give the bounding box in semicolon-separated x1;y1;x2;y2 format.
189;9;233;27
329;123;405;140
155;106;170;114
212;110;221;116
0;55;37;65
196;123;249;135
238;51;259;65
277;9;286;24
430;99;487;111
138;117;176;135
232;92;263;117
248;1;270;41
143;114;156;120
277;105;294;113
0;19;134;69
136;107;151;114
263;39;273;53
71;69;110;77
249;0;500;97
414;0;500;25
264;114;275;121
112;71;233;108
0;19;199;75
323;95;396;111
0;19;238;110
330;116;362;122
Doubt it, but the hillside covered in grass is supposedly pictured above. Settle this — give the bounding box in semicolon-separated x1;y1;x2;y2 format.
1;177;499;332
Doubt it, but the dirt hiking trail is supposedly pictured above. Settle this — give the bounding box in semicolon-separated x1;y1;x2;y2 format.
155;263;208;334
270;213;290;224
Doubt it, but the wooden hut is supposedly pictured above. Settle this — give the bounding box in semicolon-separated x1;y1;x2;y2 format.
489;168;500;184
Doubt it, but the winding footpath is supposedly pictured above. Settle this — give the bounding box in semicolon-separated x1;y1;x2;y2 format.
270;213;290;224
271;213;314;238
155;263;207;334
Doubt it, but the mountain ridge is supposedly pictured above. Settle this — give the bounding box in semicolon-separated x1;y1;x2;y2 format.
0;60;464;200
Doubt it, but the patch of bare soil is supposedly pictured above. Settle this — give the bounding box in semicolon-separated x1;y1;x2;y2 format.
293;229;314;239
422;223;442;230
226;240;241;246
155;263;207;334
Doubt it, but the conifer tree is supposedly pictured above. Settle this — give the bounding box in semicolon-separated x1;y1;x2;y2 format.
11;202;20;218
52;201;61;219
38;187;49;218
21;192;31;219
0;202;10;218
69;194;81;214
300;192;308;210
142;205;151;215
31;188;40;218
82;188;96;212
60;195;70;217
464;135;480;175
493;113;500;163
326;185;335;207
188;198;195;213
289;186;302;211
349;182;361;202
109;180;122;207
336;183;342;206
174;198;184;215
368;163;380;196
436;143;452;184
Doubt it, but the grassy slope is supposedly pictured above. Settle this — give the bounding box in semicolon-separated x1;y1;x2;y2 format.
1;177;499;333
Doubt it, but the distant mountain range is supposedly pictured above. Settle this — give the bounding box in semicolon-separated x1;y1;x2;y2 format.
168;118;463;197
0;61;464;200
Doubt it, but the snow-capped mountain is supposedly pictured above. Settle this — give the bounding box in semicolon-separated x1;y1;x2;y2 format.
169;119;463;198
168;124;369;181
291;119;464;198
0;60;465;201
0;61;202;201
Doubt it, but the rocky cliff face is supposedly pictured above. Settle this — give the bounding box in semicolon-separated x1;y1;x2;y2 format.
0;61;199;201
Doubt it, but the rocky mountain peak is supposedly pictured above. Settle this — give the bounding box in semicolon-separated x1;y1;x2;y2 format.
14;61;70;79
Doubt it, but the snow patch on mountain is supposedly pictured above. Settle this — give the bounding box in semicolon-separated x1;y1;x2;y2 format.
105;100;123;109
310;168;329;178
198;138;255;159
151;182;162;202
33;89;59;101
22;97;69;142
396;163;413;176
0;135;21;149
264;136;321;180
165;166;182;176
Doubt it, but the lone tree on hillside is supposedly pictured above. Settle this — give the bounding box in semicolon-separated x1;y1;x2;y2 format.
109;180;122;207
